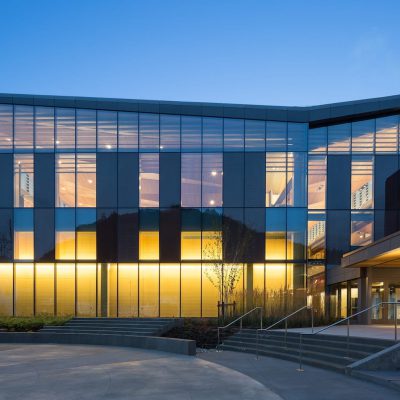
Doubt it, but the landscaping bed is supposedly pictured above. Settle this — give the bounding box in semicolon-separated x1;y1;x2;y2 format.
0;316;71;332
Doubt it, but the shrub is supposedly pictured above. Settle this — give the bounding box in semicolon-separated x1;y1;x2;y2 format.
0;315;72;332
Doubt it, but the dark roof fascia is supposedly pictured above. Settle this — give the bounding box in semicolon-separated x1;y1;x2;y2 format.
0;93;400;125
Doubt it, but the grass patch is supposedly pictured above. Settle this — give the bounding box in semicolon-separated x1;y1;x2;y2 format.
0;316;72;332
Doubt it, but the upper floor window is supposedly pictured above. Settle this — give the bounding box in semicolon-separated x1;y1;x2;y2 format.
14;154;34;207
139;153;159;207
76;109;96;151
55;108;75;151
97;111;117;151
0;105;13;151
160;115;180;152
14;106;33;151
35;107;54;151
224;119;244;151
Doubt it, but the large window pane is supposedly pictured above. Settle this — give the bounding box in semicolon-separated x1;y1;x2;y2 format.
287;208;307;260
308;211;326;259
0;264;13;315
352;119;374;153
287;152;307;207
265;263;286;317
35;263;54;315
55;108;75;151
266;121;286;151
56;154;75;207
15;263;34;316
245;120;265;152
56;263;75;316
77;154;96;207
97;111;117;151
139;153;159;207
139;263;159;317
328;123;350;153
181;209;201;260
202;208;222;260
139;113;159;151
288;123;307;151
265;208;286;260
118;263;138;317
160;115;180;152
351;155;373;209
76;263;97;316
14;106;33;151
181;263;201;317
202;262;219;317
35;107;54;151
76;209;96;260
14;208;34;260
14;154;34;207
0;105;13;151
266;152;286;207
375;116;398;153
224;118;244;151
160;263;180;317
181;153;201;207
202;153;222;207
76;109;96;151
308;127;327;153
55;209;75;260
118;112;138;151
203;117;222;152
139;209;159;260
351;211;373;247
308;155;326;209
0;210;12;261
181;116;201;152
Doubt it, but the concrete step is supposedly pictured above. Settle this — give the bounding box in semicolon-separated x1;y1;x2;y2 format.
63;323;167;329
38;329;154;336
70;318;173;322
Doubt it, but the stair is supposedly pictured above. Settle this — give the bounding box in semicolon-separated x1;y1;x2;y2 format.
40;317;181;337
219;329;396;373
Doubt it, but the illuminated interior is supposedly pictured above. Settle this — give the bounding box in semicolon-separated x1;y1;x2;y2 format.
139;231;159;260
14;232;34;260
0;264;13;315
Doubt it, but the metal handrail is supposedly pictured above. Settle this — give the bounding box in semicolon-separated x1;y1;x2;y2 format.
256;305;314;358
297;301;399;371
217;306;263;350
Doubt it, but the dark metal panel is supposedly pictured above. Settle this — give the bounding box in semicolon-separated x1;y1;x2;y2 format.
0;154;13;207
34;153;55;208
244;152;265;207
160;153;180;208
34;208;55;261
223;153;244;208
97;152;118;208
97;208;118;262
327;155;351;210
118;209;139;262
326;210;350;266
159;208;180;262
118;153;139;208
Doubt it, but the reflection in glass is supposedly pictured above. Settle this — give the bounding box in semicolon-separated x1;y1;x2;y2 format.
118;112;138;151
307;212;326;259
35;107;54;150
203;118;223;152
76;109;96;151
139;113;159;151
56;263;75;315
14;209;34;260
160;115;180;151
202;153;222;207
55;209;75;260
266;153;286;207
308;127;327;153
352;120;374;152
288;123;307;151
77;154;96;207
265;208;286;260
76;209;96;260
139;209;159;260
245;120;265;152
56;154;75;207
287;208;307;260
375;116;398;153
55;108;75;151
14;106;34;150
287;152;306;207
351;155;373;209
14;154;34;207
181;153;201;207
15;263;34;316
351;211;373;246
0;105;13;151
160;263;180;317
308;155;326;209
224;119;244;151
35;263;54;315
328;123;350;153
97;111;117;151
181;116;201;152
266;121;286;151
139;153;159;207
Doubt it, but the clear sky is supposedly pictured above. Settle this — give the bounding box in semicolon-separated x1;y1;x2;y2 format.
1;0;400;106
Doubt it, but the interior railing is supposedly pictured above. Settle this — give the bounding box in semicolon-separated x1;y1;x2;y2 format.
297;301;399;371
216;306;263;350
256;305;314;359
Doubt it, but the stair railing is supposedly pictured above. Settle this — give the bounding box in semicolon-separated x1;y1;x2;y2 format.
256;305;314;359
217;306;263;351
297;301;399;371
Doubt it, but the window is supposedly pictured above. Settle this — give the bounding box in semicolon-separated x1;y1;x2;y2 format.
224;118;244;151
352;120;374;152
56;154;75;207
97;111;117;151
55;209;75;260
308;127;327;153
0;263;13;315
76;263;97;316
288;123;307;151
181;263;201;316
351;211;373;247
160;115;180;151
328;123;350;153
14;154;34;207
266;121;286;151
118;112;138;151
245;120;265;152
56;263;75;315
351;155;373;209
202;209;222;260
55;108;75;151
139;209;159;260
77;154;96;207
265;208;286;260
139;113;159;151
181;116;201;152
287;152;307;207
14;106;34;151
76;209;96;260
35;263;55;315
375;116;398;153
181;153;201;207
139;153;159;207
118;263;138;317
14;209;34;260
202;153;222;207
181;209;201;260
307;211;326;259
265;153;286;207
287;208;307;260
15;263;34;316
139;263;159;317
308;155;326;209
160;263;180;317
35;107;54;151
76;109;96;151
0;105;13;151
203;118;223;152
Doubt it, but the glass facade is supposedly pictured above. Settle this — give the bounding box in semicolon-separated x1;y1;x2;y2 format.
0;100;398;318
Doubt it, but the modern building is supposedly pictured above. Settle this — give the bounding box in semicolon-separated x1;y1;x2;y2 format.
0;93;399;321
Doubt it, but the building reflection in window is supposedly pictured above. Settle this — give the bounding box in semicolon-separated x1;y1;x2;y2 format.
56;154;75;207
351;211;373;247
307;212;326;259
308;155;326;209
76;209;96;260
77;154;96;207
181;154;201;207
352;120;374;153
14;154;34;207
351;155;373;209
14;209;34;260
202;153;222;207
139;153;159;207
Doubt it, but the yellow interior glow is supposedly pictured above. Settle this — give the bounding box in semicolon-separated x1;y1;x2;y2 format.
139;231;159;260
56;263;75;316
118;263;138;317
0;264;13;316
181;231;201;260
160;263;180;317
35;263;54;315
56;231;75;260
14;232;34;260
181;263;201;317
15;263;34;316
76;232;96;260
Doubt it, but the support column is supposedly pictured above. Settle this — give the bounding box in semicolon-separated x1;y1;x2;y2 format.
358;267;370;324
246;263;253;311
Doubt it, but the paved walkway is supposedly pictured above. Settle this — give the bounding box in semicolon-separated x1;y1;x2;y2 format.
277;324;399;340
0;344;280;400
199;350;400;400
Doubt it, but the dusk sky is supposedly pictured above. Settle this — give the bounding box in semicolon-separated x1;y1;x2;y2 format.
1;0;399;106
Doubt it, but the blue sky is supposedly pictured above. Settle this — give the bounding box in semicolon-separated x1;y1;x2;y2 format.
1;0;399;106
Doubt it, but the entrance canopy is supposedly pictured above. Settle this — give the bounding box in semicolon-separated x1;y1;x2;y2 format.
342;231;400;268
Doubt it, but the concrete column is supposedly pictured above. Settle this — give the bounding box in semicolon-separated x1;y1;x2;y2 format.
358;268;370;324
